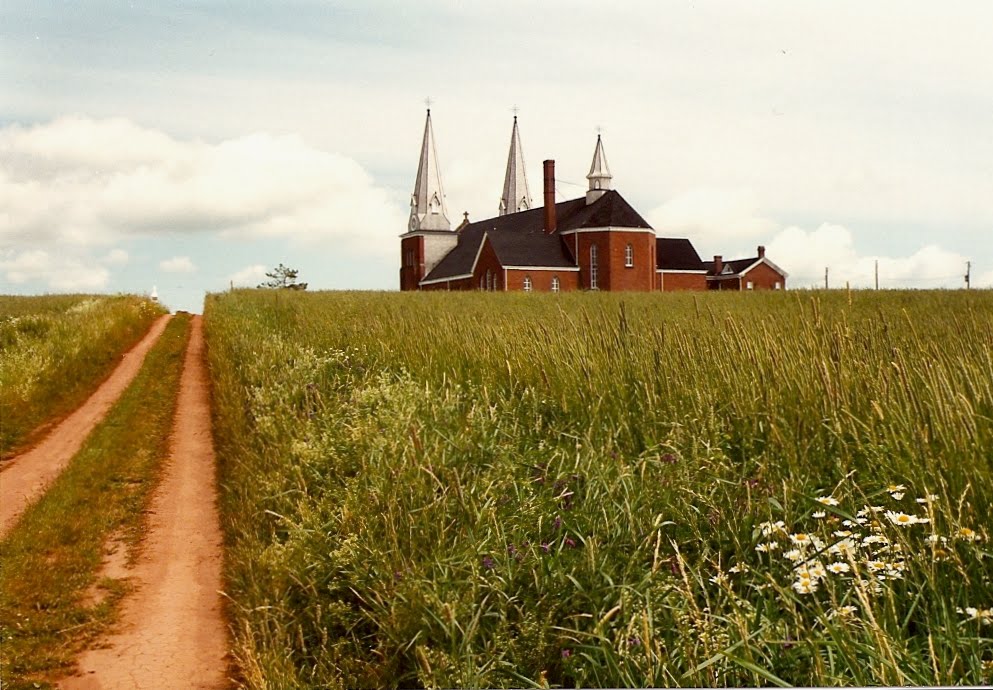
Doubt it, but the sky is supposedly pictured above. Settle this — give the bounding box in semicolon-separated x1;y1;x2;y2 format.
2;0;991;313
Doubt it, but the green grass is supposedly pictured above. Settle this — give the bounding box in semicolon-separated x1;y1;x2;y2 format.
0;294;166;457
205;289;993;688
0;313;191;690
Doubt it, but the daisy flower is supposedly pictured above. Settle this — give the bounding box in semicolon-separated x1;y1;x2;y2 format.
885;511;919;526
816;496;840;506
827;562;851;574
812;510;827;519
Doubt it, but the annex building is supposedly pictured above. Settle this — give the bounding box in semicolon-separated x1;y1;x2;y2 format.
399;111;787;292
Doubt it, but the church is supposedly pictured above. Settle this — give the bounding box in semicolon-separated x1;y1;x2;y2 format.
399;111;787;292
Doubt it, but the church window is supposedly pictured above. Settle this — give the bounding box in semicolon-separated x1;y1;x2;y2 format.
551;276;560;292
429;193;441;214
590;243;599;290
774;281;781;290
480;276;484;290
523;275;532;292
625;243;634;268
486;270;493;291
746;281;754;290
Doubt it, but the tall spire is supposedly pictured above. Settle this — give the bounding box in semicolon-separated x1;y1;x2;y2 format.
586;134;612;205
409;109;451;232
499;115;532;216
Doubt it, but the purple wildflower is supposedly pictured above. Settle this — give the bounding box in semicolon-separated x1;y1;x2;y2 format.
661;453;678;464
541;542;551;554
553;516;562;530
561;648;572;659
564;537;577;548
482;556;495;570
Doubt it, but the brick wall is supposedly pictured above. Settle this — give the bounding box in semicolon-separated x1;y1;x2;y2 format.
741;262;786;290
570;231;655;291
659;272;707;291
399;236;423;291
505;269;580;292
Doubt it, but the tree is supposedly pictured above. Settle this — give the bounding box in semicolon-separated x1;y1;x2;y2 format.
258;263;308;290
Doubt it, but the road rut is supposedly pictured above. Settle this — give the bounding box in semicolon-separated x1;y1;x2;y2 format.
61;315;229;689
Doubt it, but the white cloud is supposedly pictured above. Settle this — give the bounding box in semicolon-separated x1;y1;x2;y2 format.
0;117;405;255
0;249;110;290
228;264;267;287
767;223;970;290
976;270;993;290
103;248;129;265
160;255;196;273
647;188;777;246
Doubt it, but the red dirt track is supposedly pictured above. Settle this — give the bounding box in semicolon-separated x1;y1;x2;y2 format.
61;315;229;689
0;314;172;537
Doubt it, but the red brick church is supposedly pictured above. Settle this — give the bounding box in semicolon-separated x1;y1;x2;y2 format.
399;111;787;292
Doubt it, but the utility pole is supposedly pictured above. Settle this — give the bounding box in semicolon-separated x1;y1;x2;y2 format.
875;259;879;290
824;266;829;290
965;261;971;289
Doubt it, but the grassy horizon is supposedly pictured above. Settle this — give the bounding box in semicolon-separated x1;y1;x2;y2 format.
206;289;993;687
0;294;166;458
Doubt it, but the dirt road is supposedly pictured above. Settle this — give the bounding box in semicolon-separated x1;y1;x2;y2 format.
61;316;228;689
0;314;172;537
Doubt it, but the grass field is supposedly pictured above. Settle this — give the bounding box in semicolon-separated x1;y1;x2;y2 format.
0;313;191;689
205;289;993;688
0;294;166;457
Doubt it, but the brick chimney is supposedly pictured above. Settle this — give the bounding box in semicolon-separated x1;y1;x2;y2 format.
757;245;766;259
543;159;556;233
713;255;723;274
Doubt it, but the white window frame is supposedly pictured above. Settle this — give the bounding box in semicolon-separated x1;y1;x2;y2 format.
746;280;754;290
774;281;781;290
523;275;532;292
551;276;560;293
590;243;599;290
625;243;634;268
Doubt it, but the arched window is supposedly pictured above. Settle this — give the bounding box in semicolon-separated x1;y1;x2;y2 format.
551;276;560;293
479;276;484;290
625;243;634;268
486;269;492;291
523;275;532;292
590;243;599;290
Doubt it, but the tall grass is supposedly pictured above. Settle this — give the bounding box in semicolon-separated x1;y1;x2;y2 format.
0;295;165;457
205;289;993;688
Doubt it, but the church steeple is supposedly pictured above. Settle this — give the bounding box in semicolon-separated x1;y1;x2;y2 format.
499;115;532;216
586;134;612;205
409;109;451;232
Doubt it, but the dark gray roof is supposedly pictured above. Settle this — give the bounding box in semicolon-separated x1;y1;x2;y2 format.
702;257;761;277
423;191;652;281
656;237;704;270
